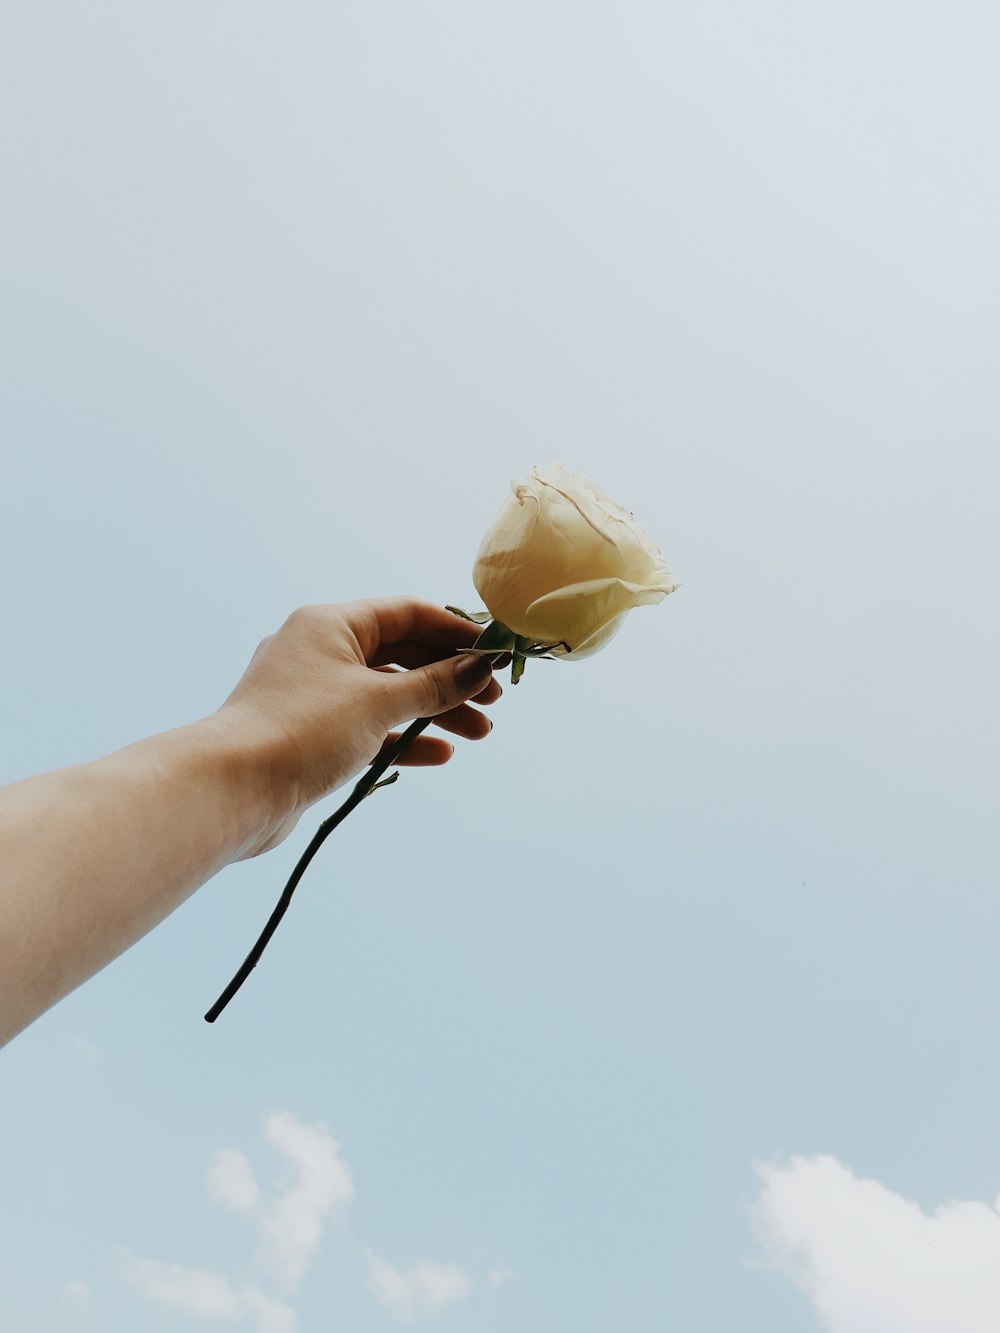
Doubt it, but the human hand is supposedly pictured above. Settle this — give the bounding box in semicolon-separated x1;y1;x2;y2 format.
212;598;500;857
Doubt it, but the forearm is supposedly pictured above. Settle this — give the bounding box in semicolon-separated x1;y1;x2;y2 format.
0;718;271;1046
0;599;498;1048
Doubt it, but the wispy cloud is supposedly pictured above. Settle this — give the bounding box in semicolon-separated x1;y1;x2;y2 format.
238;1287;298;1333
752;1153;1000;1333
64;1279;91;1307
118;1255;241;1320
118;1254;296;1333
256;1111;355;1291
207;1112;354;1293
488;1263;513;1290
366;1251;474;1321
119;1110;349;1332
120;1111;496;1328
207;1148;261;1216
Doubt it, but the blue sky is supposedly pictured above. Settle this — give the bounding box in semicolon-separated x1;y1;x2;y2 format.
2;3;998;1330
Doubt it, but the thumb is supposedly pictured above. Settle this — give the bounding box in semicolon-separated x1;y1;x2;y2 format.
378;653;494;726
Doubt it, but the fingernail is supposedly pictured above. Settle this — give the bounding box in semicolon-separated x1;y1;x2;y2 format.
454;654;493;690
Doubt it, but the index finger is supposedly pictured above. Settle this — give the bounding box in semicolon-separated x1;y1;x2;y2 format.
350;596;483;660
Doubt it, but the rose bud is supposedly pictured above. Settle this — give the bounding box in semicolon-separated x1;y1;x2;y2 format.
472;464;678;658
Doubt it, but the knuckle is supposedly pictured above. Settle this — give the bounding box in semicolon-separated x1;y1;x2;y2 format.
251;632;275;660
421;668;453;715
284;603;320;629
282;604;336;640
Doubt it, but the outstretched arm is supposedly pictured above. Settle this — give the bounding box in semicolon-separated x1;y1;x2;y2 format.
0;598;498;1046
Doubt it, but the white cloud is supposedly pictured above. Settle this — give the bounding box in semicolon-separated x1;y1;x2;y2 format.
118;1254;296;1333
120;1113;350;1329
206;1113;354;1294
208;1148;262;1216
488;1263;513;1290
64;1279;91;1306
118;1254;241;1320
366;1252;474;1321
256;1111;354;1292
240;1287;299;1333
752;1153;1000;1333
121;1112;491;1331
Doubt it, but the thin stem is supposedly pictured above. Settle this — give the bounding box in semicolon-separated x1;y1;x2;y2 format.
204;715;433;1023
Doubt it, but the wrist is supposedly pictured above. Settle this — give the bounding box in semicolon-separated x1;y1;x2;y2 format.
190;709;300;860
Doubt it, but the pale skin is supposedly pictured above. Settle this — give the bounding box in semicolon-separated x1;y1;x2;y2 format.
0;598;500;1048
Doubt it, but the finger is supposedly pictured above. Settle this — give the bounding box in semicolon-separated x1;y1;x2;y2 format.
376;732;456;766
428;700;493;741
373;651;494;728
352;598;484;660
374;667;497;738
473;675;503;706
374;660;503;706
369;640;478;671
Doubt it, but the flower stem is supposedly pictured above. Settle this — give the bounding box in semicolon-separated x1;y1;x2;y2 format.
204;715;433;1023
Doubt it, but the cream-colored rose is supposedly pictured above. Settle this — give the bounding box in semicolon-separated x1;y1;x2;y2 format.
472;464;678;659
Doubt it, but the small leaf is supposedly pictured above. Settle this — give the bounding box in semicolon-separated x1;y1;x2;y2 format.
512;635;572;658
528;640;571;656
511;651;527;685
472;619;517;653
445;605;493;625
371;772;400;793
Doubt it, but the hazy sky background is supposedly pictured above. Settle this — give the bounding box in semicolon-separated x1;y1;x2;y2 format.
2;3;998;1330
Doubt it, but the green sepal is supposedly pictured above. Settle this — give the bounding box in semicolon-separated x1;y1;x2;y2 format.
521;639;571;657
471;619;517;652
445;605;493;625
511;651;527;685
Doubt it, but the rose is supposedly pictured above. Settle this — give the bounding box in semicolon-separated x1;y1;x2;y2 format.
472;464;678;659
209;467;678;1019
